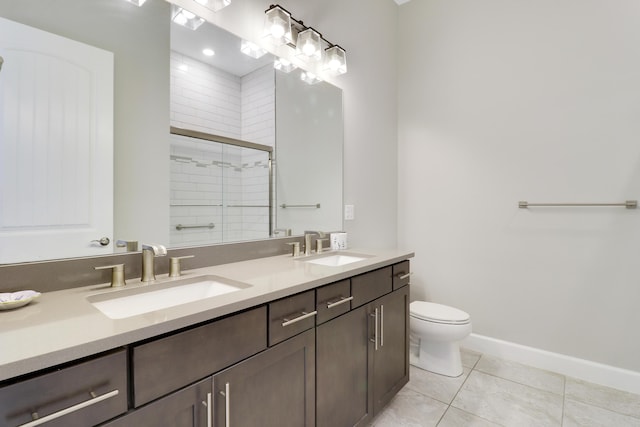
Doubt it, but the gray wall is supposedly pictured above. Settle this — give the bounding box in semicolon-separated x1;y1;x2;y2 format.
397;0;640;372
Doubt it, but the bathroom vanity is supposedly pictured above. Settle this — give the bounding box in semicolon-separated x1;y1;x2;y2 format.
0;250;412;427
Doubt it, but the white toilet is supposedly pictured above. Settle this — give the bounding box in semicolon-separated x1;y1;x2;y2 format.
409;301;472;377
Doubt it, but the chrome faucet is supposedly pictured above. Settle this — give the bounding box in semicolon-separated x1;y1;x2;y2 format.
304;231;326;256
141;244;167;282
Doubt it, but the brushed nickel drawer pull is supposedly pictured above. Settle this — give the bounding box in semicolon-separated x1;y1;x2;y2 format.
19;389;119;427
380;305;384;347
370;308;379;351
397;272;413;280
326;296;353;309
282;310;318;327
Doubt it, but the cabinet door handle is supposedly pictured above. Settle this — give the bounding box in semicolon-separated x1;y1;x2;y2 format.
224;382;230;427
326;296;353;309
370;308;379;351
205;392;212;427
282;310;318;327
380;305;384;348
18;389;119;427
397;272;413;280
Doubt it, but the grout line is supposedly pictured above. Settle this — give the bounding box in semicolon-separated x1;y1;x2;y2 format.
560;374;566;426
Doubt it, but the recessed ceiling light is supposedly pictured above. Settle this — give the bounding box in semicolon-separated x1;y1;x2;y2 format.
203;48;215;57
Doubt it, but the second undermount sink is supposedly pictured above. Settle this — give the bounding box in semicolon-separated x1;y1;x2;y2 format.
304;252;372;267
88;275;250;319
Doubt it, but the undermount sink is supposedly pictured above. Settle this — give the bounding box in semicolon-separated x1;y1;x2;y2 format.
88;275;250;319
304;253;371;267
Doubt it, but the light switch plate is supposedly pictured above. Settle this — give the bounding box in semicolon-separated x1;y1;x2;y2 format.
344;204;355;220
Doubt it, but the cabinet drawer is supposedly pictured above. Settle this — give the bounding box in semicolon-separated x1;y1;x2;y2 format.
316;279;351;324
392;261;411;290
351;266;393;308
0;350;127;427
133;306;267;407
103;378;212;427
269;290;316;346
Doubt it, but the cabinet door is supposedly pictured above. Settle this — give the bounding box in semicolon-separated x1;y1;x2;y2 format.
103;378;211;427
372;286;410;414
213;329;315;427
316;306;372;427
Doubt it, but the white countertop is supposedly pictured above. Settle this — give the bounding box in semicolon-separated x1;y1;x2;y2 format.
0;248;413;382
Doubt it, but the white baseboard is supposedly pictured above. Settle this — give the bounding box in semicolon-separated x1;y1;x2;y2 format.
463;333;640;395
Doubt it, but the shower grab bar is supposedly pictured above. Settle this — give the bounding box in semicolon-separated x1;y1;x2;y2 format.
279;203;321;209
518;200;637;209
226;204;270;208
175;223;215;230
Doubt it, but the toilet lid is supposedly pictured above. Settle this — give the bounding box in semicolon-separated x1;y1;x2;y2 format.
410;301;470;324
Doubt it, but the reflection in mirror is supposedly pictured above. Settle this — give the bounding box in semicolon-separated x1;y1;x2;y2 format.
0;1;343;264
0;16;114;264
170;18;343;244
170;128;272;247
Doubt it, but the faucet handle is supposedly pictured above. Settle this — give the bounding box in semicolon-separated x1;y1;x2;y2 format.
95;264;126;288
116;240;139;251
316;238;330;254
169;255;195;278
287;242;301;257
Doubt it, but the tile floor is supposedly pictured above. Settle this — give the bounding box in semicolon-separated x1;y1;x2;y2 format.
371;349;640;427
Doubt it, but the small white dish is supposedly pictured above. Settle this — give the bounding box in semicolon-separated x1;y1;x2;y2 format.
0;290;41;311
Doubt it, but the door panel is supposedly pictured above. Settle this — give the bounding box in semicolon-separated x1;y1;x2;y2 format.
0;16;113;263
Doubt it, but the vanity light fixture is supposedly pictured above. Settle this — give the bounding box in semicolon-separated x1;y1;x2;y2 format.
324;45;347;75
123;0;147;6
264;4;347;74
296;28;322;62
274;58;297;73
240;40;268;59
171;5;205;30
193;0;231;12
263;5;293;46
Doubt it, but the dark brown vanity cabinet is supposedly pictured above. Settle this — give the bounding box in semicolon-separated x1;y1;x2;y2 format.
0;350;127;427
102;378;211;427
212;329;316;427
371;286;410;414
316;264;410;427
1;259;410;427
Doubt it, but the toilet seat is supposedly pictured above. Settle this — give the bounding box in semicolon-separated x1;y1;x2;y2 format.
410;301;470;325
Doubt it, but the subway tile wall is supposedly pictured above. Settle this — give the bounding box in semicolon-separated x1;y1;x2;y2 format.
170;51;275;246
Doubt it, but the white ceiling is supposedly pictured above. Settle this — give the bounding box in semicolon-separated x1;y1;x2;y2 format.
171;21;273;77
394;0;412;4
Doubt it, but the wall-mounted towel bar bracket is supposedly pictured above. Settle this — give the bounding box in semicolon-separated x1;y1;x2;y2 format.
518;200;637;209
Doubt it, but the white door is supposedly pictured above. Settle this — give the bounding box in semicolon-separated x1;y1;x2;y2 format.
0;17;113;263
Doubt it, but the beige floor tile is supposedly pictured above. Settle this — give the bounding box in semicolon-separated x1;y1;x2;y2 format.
437;406;502;427
460;348;482;369
406;365;471;404
474;354;565;395
563;398;640;427
451;371;563;427
565;377;640;419
371;388;449;427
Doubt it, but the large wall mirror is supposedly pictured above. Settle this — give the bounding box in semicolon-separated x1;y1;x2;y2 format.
0;0;343;264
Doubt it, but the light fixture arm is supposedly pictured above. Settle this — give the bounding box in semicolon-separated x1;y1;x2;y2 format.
265;4;346;53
